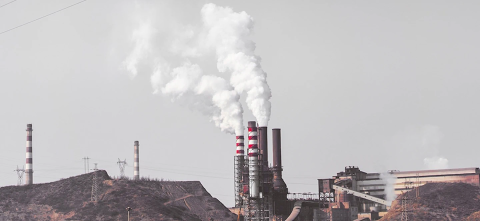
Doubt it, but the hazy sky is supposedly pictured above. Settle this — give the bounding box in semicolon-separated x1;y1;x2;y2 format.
1;0;480;207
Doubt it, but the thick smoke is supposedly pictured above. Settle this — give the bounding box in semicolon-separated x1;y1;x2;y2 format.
150;61;244;135
123;3;272;134
200;4;272;126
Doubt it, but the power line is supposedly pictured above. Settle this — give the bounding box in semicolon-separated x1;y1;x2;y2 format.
0;0;16;9
126;165;231;180
0;0;87;36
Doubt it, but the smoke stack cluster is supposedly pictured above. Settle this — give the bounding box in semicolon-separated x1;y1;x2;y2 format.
233;120;289;217
272;128;287;193
25;124;33;185
248;121;259;198
134;141;139;180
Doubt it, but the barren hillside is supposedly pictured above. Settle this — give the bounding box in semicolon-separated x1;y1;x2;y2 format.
380;182;480;221
0;171;236;221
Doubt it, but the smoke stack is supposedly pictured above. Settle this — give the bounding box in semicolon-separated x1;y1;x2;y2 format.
234;135;244;207
272;128;287;192
248;121;260;198
134;141;139;180
25;124;33;185
258;126;268;170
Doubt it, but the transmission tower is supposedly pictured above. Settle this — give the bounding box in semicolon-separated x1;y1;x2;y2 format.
91;163;99;202
117;158;127;178
14;165;25;186
401;178;413;221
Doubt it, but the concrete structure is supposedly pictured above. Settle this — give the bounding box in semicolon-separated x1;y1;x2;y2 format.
25;124;33;185
134;141;139;180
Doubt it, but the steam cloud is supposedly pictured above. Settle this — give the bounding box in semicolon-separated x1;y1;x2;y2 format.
123;23;154;78
420;125;449;169
379;172;397;202
150;61;244;135
424;156;449;170
200;4;272;126
123;3;272;134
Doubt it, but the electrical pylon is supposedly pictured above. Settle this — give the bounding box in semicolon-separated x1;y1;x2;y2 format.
401;178;413;221
14;165;25;186
117;158;127;178
91;163;99;202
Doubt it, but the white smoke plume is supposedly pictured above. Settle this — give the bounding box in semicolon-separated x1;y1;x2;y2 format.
123;22;154;78
379;172;397;202
200;4;272;126
420;125;449;170
123;3;272;134
150;61;244;135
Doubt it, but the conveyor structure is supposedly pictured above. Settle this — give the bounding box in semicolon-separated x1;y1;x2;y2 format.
332;185;392;206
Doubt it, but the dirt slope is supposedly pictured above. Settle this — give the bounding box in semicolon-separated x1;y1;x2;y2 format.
0;170;236;221
380;182;480;221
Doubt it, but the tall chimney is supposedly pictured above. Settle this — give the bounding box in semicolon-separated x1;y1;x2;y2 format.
234;135;244;207
248;121;260;198
25;124;33;185
134;141;139;180
272;128;287;192
258;126;268;170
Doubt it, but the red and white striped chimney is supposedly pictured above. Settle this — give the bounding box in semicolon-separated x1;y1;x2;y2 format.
234;135;244;207
236;135;245;156
25;124;33;185
134;141;139;180
248;121;259;198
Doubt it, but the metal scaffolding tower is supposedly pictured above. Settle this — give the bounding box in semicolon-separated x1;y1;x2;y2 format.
242;153;271;221
401;178;413;221
14;165;25;186
117;158;127;178
91;163;99;202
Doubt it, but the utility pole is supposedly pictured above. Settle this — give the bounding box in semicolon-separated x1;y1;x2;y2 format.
126;207;132;221
117;158;127;178
14;165;25;186
415;173;420;198
91;163;99;202
82;156;90;174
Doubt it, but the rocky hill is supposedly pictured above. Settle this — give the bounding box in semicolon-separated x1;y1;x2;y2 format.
0;170;236;221
380;182;480;221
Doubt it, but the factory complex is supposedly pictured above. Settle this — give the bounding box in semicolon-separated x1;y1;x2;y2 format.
15;123;480;220
232;121;480;221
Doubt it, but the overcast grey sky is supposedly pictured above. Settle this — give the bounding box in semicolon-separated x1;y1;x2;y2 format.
1;0;480;207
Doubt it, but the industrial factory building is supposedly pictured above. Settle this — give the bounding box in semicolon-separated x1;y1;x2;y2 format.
233;121;480;221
